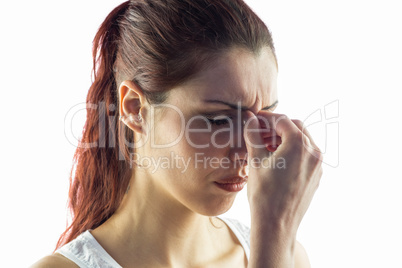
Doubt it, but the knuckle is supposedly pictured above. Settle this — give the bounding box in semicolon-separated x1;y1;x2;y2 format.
318;150;324;162
286;131;305;155
303;147;323;170
316;168;323;188
312;154;324;170
273;113;288;124
315;178;321;190
292;119;304;127
292;128;304;139
313;147;324;163
292;131;305;146
277;113;289;121
305;141;323;163
276;113;287;118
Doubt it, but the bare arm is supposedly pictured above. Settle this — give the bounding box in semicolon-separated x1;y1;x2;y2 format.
244;112;322;268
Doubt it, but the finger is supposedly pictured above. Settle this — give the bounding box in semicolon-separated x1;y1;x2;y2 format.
256;113;283;152
291;119;320;150
263;136;282;152
243;112;270;159
291;119;323;161
256;111;302;147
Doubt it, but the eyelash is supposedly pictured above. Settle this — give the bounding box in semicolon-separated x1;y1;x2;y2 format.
205;115;232;126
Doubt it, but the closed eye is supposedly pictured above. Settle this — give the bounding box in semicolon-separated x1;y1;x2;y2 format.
206;115;232;126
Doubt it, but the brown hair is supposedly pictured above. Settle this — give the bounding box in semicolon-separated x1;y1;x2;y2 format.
56;0;276;250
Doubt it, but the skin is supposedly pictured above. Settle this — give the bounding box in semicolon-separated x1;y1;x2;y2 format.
31;47;320;267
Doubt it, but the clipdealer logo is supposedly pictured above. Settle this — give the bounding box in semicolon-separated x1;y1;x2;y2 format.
302;100;340;168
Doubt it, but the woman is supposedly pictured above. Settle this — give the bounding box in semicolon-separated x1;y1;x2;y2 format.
32;0;322;267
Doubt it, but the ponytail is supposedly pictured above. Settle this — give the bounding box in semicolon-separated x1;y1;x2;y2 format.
55;1;132;250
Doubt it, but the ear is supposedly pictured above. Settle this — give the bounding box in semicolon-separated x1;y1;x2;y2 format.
119;80;148;134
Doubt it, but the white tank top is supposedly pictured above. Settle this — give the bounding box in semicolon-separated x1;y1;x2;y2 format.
56;217;250;268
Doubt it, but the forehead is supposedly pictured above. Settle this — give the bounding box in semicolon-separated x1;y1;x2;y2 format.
170;47;278;112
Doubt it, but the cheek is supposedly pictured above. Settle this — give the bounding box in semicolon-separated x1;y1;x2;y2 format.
151;112;185;147
185;131;215;149
210;128;237;147
185;123;238;150
151;116;238;162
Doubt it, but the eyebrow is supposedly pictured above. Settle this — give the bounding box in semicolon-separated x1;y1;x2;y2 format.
203;99;279;111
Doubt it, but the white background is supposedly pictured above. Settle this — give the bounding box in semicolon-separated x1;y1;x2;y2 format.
1;0;401;267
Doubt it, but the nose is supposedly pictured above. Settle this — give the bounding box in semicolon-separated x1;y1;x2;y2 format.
228;117;248;165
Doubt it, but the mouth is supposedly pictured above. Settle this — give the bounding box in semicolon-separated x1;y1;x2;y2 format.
214;176;248;193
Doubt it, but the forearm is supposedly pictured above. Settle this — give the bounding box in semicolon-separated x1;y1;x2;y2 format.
244;113;321;268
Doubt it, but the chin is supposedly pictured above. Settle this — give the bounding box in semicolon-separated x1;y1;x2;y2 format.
194;195;236;217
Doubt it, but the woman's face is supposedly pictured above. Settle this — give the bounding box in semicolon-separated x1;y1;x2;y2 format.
136;47;278;216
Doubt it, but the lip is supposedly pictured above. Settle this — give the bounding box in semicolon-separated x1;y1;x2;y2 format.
214;176;248;192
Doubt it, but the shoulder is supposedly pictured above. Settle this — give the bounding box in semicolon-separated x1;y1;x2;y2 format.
216;217;250;245
294;241;311;268
29;253;79;268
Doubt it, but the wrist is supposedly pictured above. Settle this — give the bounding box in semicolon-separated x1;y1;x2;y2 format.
249;199;299;239
250;212;296;245
248;210;297;267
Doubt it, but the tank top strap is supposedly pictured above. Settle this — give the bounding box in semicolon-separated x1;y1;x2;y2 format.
216;216;251;261
56;230;122;268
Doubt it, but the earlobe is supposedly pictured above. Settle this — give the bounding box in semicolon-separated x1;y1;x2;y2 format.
118;80;147;133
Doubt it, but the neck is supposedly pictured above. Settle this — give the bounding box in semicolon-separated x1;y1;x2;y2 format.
92;171;226;267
